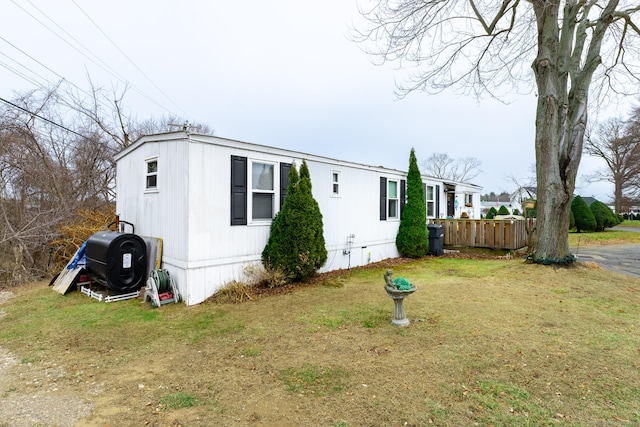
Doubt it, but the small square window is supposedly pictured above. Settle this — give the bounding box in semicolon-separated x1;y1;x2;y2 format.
146;159;158;190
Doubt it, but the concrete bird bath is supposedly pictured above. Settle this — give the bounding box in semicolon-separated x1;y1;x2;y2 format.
383;269;417;327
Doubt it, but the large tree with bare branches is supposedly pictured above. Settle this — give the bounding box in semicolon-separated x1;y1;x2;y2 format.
421;152;482;182
356;0;640;264
585;113;640;213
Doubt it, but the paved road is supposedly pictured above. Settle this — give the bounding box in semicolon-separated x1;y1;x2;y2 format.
571;227;640;279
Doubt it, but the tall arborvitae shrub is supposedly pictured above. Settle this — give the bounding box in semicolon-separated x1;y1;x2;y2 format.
261;165;299;279
571;195;597;233
589;200;618;231
569;208;575;230
486;206;498;219
497;205;510;215
262;160;327;282
396;148;429;258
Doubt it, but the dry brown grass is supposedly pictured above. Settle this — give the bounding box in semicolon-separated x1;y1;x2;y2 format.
206;280;255;304
1;254;640;426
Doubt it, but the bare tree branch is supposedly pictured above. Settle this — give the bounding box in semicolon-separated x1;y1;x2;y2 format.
421;152;482;182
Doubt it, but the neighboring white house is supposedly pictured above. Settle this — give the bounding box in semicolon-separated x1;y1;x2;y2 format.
115;132;482;305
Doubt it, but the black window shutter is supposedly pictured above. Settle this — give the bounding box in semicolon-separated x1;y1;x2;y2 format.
435;184;441;218
279;163;291;209
400;179;406;218
423;183;427;204
380;177;387;221
230;156;247;225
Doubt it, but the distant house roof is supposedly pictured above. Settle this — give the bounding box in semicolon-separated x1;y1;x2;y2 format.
579;196;598;206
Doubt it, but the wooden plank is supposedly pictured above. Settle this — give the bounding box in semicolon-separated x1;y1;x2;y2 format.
51;246;84;295
477;220;485;246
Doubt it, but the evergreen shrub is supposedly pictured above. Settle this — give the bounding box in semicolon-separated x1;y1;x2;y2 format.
569;208;575;230
262;160;327;282
589;200;618;231
497;205;510;215
396;149;429;258
486;207;498;219
571;196;597;232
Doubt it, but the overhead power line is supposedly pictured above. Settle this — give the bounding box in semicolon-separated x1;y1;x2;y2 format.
8;0;130;84
0;95;87;140
0;34;67;87
71;0;191;118
0;35;119;113
6;0;188;118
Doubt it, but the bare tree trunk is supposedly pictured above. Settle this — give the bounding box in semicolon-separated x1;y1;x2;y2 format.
614;180;623;214
530;0;615;263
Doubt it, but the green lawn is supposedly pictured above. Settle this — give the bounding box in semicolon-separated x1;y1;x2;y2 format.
568;226;640;246
1;254;640;426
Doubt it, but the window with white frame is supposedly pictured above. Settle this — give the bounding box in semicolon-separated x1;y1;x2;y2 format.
331;171;340;196
146;158;158;190
251;161;275;220
465;194;473;206
426;185;435;217
388;180;399;219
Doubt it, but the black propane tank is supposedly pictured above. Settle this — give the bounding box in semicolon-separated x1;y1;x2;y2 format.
86;231;147;293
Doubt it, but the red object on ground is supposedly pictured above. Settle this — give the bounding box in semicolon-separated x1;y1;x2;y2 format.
158;292;174;301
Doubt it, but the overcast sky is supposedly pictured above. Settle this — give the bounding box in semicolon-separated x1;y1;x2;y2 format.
1;0;632;202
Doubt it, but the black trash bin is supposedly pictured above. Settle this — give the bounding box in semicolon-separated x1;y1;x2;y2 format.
427;223;444;256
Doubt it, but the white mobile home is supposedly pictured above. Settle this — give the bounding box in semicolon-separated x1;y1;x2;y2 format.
115;132;482;305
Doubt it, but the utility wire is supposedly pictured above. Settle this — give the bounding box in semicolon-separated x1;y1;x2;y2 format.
0;35;134;118
26;0;110;69
0;25;119;116
0;95;88;140
0;35;66;84
0;59;43;88
7;1;181;117
71;0;191;118
9;0;131;85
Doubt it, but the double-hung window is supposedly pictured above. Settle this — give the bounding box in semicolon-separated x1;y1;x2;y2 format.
387;180;399;219
251;161;275;221
426;185;435;217
146;158;158;190
380;177;404;221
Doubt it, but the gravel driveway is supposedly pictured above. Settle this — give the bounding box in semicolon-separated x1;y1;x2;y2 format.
0;291;94;427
